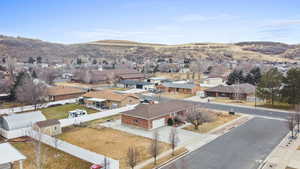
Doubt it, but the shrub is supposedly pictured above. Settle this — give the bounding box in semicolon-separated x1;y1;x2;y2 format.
167;118;174;126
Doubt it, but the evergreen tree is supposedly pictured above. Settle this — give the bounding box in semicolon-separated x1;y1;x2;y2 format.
227;69;245;85
28;56;35;64
36;56;42;64
281;68;300;108
257;68;283;105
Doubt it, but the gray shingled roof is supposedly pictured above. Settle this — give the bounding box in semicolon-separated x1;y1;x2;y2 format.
161;82;196;89
121;100;196;120
205;83;255;94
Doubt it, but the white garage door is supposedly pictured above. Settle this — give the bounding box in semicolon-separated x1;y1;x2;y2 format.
152;118;165;129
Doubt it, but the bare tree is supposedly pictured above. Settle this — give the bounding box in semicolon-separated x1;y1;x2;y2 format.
127;146;139;169
16;78;47;110
149;130;161;165
186;111;215;130
169;127;179;156
288;112;296;139
26;130;44;169
295;105;300;132
38;68;57;85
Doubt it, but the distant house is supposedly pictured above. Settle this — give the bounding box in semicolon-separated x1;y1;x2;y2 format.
200;75;225;88
33;119;61;136
157;81;201;95
47;86;86;101
0;143;26;169
82;90;140;109
0;111;46;131
146;77;169;86
117;80;155;90
204;83;256;100
121;100;196;130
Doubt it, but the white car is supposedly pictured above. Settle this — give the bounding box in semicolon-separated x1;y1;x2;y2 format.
68;109;87;118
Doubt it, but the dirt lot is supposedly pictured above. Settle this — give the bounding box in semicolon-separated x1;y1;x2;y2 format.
59;127;170;169
41;103;98;119
12;141;91;169
183;113;239;133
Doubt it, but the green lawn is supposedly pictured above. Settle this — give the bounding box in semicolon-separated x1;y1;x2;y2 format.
41;104;98;120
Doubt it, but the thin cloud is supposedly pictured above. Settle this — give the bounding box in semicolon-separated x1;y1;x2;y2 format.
176;13;238;22
264;19;300;27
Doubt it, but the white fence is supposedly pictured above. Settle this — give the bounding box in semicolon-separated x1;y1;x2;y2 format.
59;104;136;127
0;99;77;115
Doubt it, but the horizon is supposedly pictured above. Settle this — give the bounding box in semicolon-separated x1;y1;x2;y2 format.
1;0;300;44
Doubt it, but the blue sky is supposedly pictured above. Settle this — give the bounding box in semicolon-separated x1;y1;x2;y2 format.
1;0;300;44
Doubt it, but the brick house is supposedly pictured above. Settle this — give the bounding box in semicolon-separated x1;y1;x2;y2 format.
204;83;256;100
157;82;201;95
47;86;86;101
82;90;140;109
121;100;196;130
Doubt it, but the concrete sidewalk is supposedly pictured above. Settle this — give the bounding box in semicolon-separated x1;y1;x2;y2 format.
262;131;300;169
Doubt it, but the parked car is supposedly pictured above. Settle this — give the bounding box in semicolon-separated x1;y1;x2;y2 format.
68;109;87;118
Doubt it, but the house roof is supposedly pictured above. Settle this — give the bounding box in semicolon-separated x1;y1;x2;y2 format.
47;86;85;96
35;119;60;128
118;73;145;79
161;82;197;89
83;90;139;102
204;83;256;94
119;80;153;86
121;100;196;120
0;111;46;130
0;143;26;164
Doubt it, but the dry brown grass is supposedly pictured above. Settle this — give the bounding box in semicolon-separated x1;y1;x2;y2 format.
141;148;188;169
183;113;239;133
59;127;170;169
12;141;91;169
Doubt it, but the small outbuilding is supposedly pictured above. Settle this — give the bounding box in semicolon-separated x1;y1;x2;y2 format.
33;119;62;136
0;111;46;130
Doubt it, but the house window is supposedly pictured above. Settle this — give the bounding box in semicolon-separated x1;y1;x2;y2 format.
133;119;139;123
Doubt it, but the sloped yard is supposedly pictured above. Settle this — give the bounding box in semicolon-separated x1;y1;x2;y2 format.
59;127;170;169
183;113;239;133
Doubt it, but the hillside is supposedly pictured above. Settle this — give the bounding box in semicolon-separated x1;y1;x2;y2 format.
0;34;299;64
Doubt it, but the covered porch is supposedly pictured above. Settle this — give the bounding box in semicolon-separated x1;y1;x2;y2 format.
84;98;108;110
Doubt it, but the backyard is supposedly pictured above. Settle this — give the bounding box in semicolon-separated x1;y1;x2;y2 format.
59;126;171;169
40;103;98;119
183;113;239;133
12;141;91;169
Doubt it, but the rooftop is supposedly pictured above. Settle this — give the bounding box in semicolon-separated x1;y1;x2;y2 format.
83;90;139;102
47;86;85;96
204;83;256;94
0;143;26;164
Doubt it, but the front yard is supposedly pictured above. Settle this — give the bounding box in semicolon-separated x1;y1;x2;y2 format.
183;113;239;133
41;103;98;120
59;127;170;169
12;141;91;169
160;92;193;99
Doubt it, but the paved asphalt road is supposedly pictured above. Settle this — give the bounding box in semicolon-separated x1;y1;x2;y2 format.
141;95;289;120
202;102;289;120
162;117;288;169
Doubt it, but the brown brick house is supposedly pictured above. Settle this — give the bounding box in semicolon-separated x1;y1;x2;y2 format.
82;90;140;109
204;83;256;100
157;82;201;95
121;100;196;130
47;86;86;101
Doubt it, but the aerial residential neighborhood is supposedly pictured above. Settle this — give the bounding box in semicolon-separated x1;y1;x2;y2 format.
1;1;300;169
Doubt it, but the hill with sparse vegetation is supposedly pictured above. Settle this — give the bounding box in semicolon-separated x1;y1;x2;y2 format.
0;34;299;64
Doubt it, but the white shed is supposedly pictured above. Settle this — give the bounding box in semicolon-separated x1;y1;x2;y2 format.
0;111;46;130
0;143;26;169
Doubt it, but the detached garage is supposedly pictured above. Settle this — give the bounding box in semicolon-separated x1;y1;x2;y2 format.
121;100;195;130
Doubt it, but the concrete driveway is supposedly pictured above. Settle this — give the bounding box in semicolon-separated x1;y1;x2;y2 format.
100;120;218;149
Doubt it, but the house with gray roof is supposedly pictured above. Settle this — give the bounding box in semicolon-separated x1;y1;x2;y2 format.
157;81;201;94
204;83;256;100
